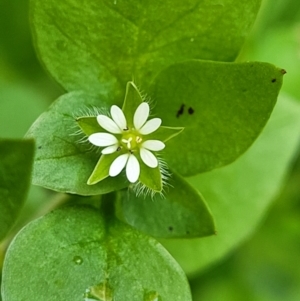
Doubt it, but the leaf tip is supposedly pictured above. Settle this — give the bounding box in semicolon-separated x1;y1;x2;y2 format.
281;68;287;75
87;176;98;186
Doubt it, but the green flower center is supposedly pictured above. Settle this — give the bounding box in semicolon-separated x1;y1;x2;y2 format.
121;131;143;151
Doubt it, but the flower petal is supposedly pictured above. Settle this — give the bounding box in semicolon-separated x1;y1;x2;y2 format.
139;118;162;135
89;133;118;147
140;148;158;168
126;154;140;183
142;140;165;151
111;105;127;130
109;153;129;177
101;144;119;154
97;115;122;134
133;102;149;130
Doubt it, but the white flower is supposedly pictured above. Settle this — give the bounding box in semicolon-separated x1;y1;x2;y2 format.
88;102;165;183
77;81;183;193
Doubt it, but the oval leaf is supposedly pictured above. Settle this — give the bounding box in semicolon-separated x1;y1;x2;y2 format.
118;172;215;238
31;0;261;96
160;94;300;277
149;60;285;176
25;91;127;195
2;206;192;301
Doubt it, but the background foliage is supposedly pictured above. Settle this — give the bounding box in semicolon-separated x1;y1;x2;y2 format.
0;0;300;300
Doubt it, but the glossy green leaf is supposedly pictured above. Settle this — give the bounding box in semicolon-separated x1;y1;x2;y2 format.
31;0;261;97
2;206;192;301
160;93;300;277
118;172;215;239
149;60;285;176
0;139;34;240
25;91;127;195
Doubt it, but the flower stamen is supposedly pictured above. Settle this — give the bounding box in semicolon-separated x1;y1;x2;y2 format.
136;136;142;143
122;137;132;149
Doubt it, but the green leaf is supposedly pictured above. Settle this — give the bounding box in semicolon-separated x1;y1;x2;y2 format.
160;93;300;277
31;0;261;96
26;91;127;195
118;172;215;239
149;60;285;176
2;206;192;301
0;139;34;240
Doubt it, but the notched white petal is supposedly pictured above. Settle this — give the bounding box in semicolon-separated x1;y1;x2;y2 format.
140;148;158;168
109;153;129;177
142;140;165;151
133;102;150;130
89;133;118;147
101;144;119;154
126;154;140;183
139;118;162;135
111;105;127;130
97;115;122;134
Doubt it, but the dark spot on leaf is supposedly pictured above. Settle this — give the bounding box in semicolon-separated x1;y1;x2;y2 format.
271;78;276;83
38;146;42;149
176;104;185;118
73;255;83;265
281;69;287;75
186;230;190;235
168;226;173;231
188;107;194;115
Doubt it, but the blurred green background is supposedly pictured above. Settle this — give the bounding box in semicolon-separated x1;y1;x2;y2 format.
0;0;299;300
192;0;300;300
